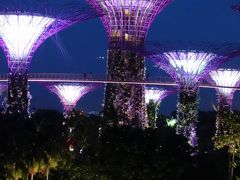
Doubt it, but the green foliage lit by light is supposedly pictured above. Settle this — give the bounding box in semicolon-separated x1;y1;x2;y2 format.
166;117;177;127
214;110;240;180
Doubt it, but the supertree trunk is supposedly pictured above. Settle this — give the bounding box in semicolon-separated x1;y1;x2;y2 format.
177;84;199;148
6;66;29;118
103;40;146;128
63;105;75;119
216;94;232;136
146;100;159;128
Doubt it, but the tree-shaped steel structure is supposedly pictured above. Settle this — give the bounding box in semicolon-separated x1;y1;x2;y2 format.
86;0;173;128
147;42;239;147
46;83;98;118
0;0;98;117
145;87;172;128
209;69;240;136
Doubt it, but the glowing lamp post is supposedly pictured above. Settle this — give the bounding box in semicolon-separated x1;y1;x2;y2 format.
145;87;172;128
86;0;173;128
209;69;240;135
0;3;98;117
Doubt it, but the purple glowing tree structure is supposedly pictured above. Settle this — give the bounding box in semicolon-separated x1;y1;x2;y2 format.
209;69;240;136
46;83;98;151
145;87;172;128
46;83;98;118
86;0;173;128
0;1;98;117
147;43;238;147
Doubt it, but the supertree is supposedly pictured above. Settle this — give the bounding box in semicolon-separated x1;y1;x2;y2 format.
46;83;98;118
86;0;173;128
147;42;239;147
209;69;240;136
0;0;98;117
46;83;98;151
145;87;172;128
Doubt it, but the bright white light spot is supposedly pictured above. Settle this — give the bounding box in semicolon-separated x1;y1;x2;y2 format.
69;145;74;152
145;87;169;104
0;15;55;60
49;84;94;107
165;52;216;77
210;69;240;96
166;117;177;127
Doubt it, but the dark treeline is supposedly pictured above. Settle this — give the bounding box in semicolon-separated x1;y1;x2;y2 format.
0;110;235;179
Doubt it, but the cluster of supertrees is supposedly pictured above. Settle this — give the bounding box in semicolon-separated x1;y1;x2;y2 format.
144;42;240;147
0;0;239;152
0;0;100;117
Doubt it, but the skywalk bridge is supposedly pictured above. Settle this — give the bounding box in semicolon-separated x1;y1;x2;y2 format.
0;73;238;91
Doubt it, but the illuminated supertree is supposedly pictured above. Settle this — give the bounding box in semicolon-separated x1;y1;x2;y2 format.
0;1;98;117
86;0;173;128
46;83;98;118
209;69;240;136
46;83;98;151
145;87;172;128
147;43;238;147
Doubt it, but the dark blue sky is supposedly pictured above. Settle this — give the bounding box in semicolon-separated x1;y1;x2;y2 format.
1;0;240;115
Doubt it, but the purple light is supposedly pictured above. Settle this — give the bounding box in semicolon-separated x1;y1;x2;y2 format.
154;51;219;87
210;69;240;101
47;83;97;116
0;3;98;116
0;15;55;61
87;0;172;41
0;13;77;71
145;87;171;105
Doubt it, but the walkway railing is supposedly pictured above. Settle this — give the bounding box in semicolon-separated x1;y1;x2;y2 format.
0;73;239;90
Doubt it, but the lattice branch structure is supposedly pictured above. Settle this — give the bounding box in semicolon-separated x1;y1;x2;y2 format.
86;0;173;128
209;69;240;136
0;0;98;117
46;83;98;118
145;87;172;128
146;42;240;148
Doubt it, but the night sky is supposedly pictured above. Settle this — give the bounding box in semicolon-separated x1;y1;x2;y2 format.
0;0;240;115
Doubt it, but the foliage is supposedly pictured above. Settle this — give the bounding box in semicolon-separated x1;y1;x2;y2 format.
214;110;240;179
0;110;68;179
0;109;235;180
177;86;199;147
146;99;159;128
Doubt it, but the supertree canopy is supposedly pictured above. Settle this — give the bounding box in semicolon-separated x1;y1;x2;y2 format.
147;42;239;148
0;0;98;117
86;0;172;42
46;83;98;118
145;87;172;128
86;0;173;128
209;69;240;136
